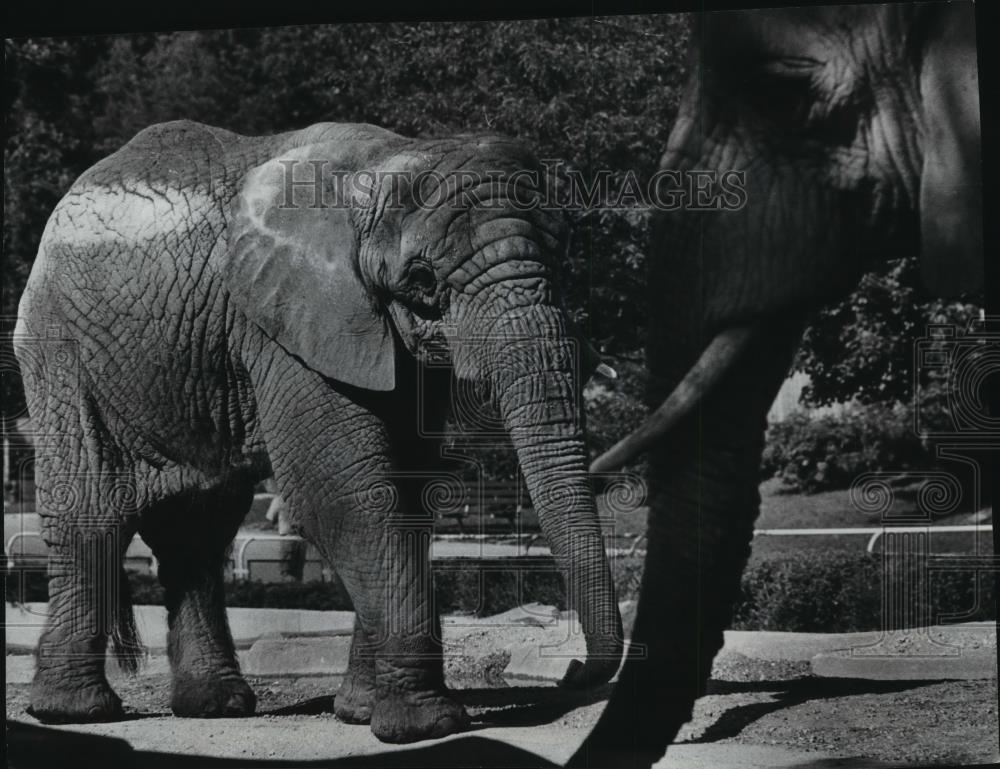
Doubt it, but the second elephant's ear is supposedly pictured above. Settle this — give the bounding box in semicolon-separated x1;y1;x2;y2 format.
223;150;396;390
918;2;983;297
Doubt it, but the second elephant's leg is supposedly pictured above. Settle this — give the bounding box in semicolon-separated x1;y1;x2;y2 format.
569;459;759;769
139;480;255;717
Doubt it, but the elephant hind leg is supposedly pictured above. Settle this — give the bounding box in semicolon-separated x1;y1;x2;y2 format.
138;475;255;718
28;514;138;724
27;400;143;723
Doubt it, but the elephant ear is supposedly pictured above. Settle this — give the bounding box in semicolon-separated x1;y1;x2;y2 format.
223;148;396;390
918;2;983;296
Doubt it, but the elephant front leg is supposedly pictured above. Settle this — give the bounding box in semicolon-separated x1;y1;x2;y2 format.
140;484;256;718
374;524;467;743
331;509;468;743
333;599;453;727
334;621;377;723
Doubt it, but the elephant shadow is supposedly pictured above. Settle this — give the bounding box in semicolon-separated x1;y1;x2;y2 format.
260;684;613;730
6;720;559;769
458;683;613;729
683;676;951;745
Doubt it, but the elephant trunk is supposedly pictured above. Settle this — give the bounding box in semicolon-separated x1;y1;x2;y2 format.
484;306;624;687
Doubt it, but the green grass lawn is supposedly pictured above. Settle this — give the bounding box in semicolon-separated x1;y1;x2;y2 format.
596;477;993;561
756;477;989;529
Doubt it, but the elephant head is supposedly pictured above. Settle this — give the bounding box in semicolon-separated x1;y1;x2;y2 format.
576;4;982;766
221;128;623;686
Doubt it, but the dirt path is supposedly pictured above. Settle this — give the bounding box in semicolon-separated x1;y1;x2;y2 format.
8;651;997;766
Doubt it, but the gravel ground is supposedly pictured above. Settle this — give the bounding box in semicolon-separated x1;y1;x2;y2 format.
8;642;997;765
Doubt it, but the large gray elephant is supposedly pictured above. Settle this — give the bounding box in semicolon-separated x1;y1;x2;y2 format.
572;4;982;767
15;121;624;742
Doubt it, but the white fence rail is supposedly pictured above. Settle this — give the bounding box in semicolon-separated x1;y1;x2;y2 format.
753;524;992;554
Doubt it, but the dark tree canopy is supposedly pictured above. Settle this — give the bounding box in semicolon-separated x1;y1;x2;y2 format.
3;18;690;473
4;18;691;351
4;19;980;480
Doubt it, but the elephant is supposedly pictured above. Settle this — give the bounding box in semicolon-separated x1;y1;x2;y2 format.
14;120;624;743
571;4;982;767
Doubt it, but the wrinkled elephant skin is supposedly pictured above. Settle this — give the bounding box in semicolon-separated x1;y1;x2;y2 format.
15;120;623;742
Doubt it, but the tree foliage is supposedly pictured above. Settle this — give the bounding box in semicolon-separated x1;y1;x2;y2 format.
795;257;981;408
3;19;687;488
4;16;689;340
5;20;977;490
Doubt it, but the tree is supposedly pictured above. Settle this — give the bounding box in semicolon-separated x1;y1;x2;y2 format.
795;256;982;407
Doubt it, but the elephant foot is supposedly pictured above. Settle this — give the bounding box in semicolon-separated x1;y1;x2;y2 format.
335;675;376;724
370;692;469;744
171;674;256;718
28;674;124;724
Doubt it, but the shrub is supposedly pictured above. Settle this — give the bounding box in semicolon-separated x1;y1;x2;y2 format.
762;401;931;493
733;551;995;632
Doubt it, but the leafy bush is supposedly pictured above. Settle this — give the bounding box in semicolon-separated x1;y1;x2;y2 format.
761;401;930;493
733;551;995;632
761;371;989;497
796;257;982;407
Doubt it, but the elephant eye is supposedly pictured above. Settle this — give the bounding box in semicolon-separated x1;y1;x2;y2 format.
406;260;437;293
741;57;860;147
731;56;820;130
747;69;815;129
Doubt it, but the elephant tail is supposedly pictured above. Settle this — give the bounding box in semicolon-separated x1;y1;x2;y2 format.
110;562;143;674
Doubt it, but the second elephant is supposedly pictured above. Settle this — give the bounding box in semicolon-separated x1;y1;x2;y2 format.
16;120;624;743
574;4;983;768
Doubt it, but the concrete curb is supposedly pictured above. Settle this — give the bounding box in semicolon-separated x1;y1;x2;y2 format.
7;602;995;683
241;636;354;677
4;604;355;653
809;624;997;680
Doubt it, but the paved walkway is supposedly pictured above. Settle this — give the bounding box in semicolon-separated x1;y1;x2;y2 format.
7;601;995;681
7;607;995;767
